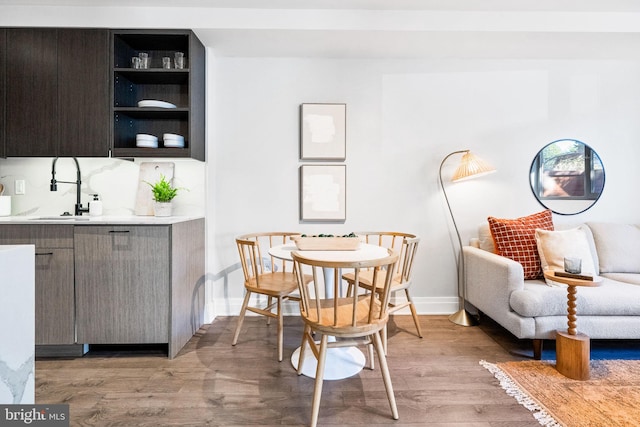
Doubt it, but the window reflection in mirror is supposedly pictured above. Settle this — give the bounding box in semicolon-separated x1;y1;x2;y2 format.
530;139;605;215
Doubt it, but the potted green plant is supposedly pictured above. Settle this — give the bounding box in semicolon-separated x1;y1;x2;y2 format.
146;175;182;217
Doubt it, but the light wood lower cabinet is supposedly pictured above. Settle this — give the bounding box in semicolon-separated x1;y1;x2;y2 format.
0;219;204;358
35;248;75;344
73;219;204;358
74;225;170;344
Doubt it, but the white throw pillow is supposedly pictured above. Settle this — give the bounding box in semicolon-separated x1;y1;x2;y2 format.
535;227;597;286
587;222;640;273
477;224;495;253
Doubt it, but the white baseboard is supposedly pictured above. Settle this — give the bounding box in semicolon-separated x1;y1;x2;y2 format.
207;295;460;321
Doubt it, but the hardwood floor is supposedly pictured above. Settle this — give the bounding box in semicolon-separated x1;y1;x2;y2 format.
36;315;540;426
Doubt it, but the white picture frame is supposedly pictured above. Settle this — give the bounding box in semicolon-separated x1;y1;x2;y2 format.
300;103;346;160
299;165;346;222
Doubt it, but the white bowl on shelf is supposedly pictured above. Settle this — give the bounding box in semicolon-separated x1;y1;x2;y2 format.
136;140;158;148
136;133;158;148
136;133;157;140
163;133;185;148
163;140;185;148
163;133;184;140
137;99;177;109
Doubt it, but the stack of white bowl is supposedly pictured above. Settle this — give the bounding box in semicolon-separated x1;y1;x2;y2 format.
163;133;185;148
136;133;158;148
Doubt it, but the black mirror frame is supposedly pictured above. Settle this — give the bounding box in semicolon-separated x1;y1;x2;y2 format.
529;139;605;216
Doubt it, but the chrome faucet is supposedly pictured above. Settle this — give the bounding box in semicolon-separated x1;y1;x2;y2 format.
50;157;90;216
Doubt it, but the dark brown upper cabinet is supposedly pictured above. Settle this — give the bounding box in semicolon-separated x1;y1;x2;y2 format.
4;28;110;157
6;28;58;157
111;29;205;161
0;29;5;158
57;29;110;157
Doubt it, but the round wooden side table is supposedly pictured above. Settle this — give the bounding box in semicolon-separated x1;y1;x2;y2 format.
543;270;602;380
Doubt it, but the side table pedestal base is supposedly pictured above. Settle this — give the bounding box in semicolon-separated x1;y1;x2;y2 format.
556;330;590;380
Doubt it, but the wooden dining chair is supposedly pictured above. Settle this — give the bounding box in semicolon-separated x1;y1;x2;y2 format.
291;249;400;427
342;232;422;350
232;232;311;362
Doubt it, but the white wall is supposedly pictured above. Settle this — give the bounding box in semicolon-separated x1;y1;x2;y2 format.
4;4;640;321
207;57;640;317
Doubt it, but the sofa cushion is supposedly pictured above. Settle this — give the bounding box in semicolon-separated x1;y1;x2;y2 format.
488;209;554;279
510;278;640;317
535;226;598;286
587;222;640;273
600;273;640;286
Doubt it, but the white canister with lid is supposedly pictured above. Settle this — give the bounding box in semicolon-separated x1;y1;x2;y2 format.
89;194;103;216
0;196;11;216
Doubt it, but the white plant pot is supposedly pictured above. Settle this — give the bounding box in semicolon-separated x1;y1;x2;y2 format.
153;201;173;217
0;196;11;217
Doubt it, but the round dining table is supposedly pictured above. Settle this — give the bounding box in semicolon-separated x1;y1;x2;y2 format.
269;242;389;380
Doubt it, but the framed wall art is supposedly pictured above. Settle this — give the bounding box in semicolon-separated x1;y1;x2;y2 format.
299;164;346;222
300;103;346;160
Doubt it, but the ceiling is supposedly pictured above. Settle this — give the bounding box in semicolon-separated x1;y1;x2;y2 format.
2;0;640;11
3;0;640;58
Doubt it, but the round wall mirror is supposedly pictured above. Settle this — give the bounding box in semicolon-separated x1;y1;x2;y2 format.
529;139;605;215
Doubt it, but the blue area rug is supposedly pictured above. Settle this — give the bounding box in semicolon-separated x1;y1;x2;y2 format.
478;317;640;360
539;339;640;360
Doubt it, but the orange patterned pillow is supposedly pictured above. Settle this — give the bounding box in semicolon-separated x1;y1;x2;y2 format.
488;209;554;279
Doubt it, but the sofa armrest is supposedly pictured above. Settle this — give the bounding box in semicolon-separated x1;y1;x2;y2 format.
463;246;525;316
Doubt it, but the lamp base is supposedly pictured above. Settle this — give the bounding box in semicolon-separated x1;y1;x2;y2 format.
449;309;478;327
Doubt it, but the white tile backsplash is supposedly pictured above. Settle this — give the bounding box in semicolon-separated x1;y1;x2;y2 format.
0;157;205;217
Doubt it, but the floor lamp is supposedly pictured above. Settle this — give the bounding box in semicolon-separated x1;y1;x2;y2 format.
439;150;496;326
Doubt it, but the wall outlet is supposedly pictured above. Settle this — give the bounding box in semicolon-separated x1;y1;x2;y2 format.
15;180;26;195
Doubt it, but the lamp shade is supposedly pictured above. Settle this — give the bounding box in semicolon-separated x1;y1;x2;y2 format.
451;151;496;182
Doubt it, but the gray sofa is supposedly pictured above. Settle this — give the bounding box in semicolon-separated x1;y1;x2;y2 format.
464;221;640;359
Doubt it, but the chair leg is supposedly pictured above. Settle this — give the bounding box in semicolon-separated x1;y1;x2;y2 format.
277;297;284;362
405;289;423;338
382;324;388;355
368;339;375;370
310;334;329;427
266;296;273;325
231;291;252;346
373;330;399;420
297;324;312;375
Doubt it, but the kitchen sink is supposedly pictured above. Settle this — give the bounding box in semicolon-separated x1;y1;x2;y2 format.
29;216;91;221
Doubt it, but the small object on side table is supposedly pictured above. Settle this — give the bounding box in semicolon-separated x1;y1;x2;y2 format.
543;270;602;380
563;256;582;274
554;271;594;281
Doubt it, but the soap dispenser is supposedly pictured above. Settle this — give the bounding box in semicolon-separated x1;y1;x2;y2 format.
89;194;103;216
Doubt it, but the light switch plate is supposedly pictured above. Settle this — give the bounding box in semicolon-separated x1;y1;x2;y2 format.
15;180;25;195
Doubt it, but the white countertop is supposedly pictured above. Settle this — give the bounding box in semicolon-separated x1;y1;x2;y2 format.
0;215;204;225
0;244;35;404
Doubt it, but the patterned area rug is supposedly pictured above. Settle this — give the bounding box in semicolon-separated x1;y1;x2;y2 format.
481;359;640;427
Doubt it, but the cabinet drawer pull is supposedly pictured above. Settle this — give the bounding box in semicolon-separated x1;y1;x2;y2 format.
35;252;54;256
109;230;130;233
